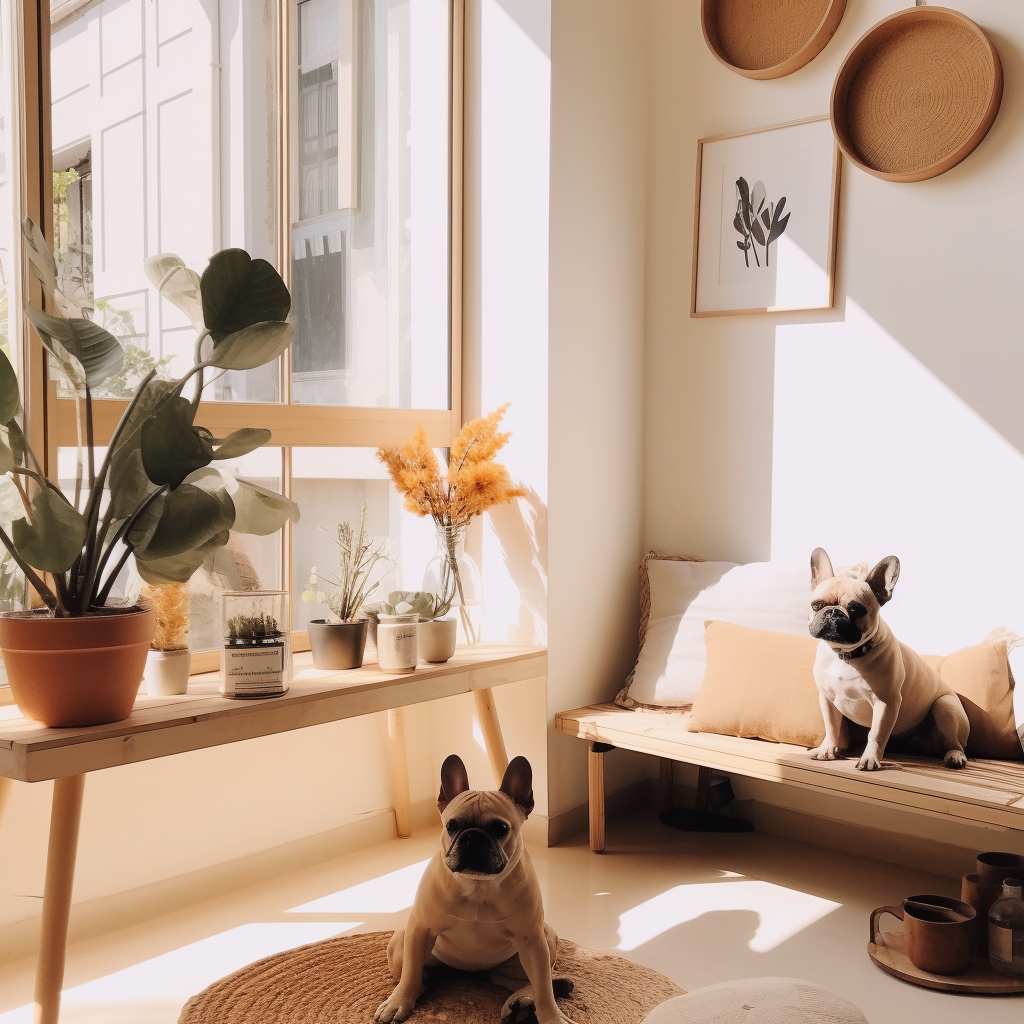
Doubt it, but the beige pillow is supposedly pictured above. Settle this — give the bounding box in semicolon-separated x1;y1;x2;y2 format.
688;621;824;747
925;642;1022;760
690;623;1023;759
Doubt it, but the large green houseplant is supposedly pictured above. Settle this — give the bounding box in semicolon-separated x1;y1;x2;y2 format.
0;220;300;726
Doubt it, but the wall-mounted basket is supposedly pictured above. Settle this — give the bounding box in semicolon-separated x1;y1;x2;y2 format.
701;0;848;80
831;6;1002;183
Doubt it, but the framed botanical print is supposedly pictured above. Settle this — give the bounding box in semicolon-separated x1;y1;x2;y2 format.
691;116;840;317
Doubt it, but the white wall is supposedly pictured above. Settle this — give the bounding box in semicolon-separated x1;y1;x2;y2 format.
546;0;649;826
645;0;1024;826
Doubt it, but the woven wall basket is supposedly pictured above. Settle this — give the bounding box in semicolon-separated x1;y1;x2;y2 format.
831;6;1002;183
701;0;848;80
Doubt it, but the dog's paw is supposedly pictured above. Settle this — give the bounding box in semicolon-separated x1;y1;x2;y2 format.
374;992;417;1023
856;754;884;771
809;743;841;761
500;995;537;1024
943;749;968;769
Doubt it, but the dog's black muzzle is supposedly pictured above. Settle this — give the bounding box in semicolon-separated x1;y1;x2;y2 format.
809;606;862;645
445;827;506;875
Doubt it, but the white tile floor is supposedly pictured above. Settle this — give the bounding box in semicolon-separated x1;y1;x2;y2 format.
0;809;1020;1023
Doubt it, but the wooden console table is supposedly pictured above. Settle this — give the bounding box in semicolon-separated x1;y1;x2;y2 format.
0;644;546;1024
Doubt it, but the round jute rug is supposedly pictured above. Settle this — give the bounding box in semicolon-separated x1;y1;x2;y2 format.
178;930;683;1024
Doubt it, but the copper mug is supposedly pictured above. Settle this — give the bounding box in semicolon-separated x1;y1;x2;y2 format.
962;872;1004;955
976;852;1024;887
871;895;975;975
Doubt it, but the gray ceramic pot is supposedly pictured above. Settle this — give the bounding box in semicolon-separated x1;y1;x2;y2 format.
418;617;457;663
308;619;368;670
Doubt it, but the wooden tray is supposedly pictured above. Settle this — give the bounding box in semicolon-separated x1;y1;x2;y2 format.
869;922;1024;995
831;6;1002;182
702;0;847;80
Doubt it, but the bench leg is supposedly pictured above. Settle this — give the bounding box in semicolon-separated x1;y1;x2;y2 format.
386;708;412;838
34;774;86;1024
588;742;614;853
472;688;509;787
0;776;13;831
659;758;673;814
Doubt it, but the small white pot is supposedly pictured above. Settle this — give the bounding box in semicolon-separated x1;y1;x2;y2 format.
377;614;418;672
144;648;191;696
418;618;457;663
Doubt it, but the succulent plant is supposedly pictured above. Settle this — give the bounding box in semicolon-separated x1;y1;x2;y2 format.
382;591;436;618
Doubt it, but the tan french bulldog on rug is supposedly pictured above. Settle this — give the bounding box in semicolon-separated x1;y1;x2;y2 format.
375;754;577;1024
808;548;970;772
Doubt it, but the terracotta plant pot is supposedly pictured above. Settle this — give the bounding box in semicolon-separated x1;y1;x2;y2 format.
0;607;155;727
308;619;368;670
418;618;457;663
144;647;192;696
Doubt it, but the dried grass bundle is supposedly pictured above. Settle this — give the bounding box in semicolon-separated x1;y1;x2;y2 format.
141;582;190;651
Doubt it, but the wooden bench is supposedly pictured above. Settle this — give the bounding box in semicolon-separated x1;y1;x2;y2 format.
556;703;1024;852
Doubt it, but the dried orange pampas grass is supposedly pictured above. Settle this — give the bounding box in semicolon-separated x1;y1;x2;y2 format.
377;404;525;528
140;582;190;651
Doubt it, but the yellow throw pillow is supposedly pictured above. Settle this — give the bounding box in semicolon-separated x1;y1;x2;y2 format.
688;621;824;747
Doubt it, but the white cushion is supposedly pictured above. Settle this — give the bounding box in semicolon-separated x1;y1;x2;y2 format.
618;560;811;708
643;977;868;1024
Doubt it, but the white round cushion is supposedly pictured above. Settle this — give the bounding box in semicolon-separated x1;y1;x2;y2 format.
642;977;869;1024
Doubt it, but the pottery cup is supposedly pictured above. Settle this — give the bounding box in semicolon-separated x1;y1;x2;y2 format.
870;895;975;975
961;872;1004;956
976;852;1024;887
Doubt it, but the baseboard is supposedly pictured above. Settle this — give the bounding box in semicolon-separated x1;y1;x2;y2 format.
0;807;403;967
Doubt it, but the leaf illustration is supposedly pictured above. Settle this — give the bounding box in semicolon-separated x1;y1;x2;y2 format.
767;196;790;245
750;219;765;246
735;178;752;231
751;181;766;218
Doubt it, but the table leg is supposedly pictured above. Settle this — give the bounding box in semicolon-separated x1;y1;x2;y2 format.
0;776;13;830
472;688;509;787
386;709;412;838
34;774;86;1024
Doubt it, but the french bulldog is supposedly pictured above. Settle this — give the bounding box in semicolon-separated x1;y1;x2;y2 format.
808;548;970;771
375;754;577;1024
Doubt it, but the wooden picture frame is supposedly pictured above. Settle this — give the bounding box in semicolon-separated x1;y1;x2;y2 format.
691;116;841;318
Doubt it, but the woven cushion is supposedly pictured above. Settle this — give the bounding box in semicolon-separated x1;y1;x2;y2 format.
615;557;809;709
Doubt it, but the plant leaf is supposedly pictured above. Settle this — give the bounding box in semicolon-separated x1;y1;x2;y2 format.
0;439;13;475
6;420;27;467
735;177;752;231
25;306;125;387
108;446;155;521
200;249;291;343
12;487;87;573
210;427;272;460
22;218;57;304
144;253;205;332
0;348;21;423
135;529;230;585
140;396;214;489
130;468;234;560
768;196;790;245
209;320;293;370
751;180;766;216
224;475;300;536
750;219;765;246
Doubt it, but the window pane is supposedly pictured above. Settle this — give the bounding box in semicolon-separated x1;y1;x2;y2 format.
56;447;282;654
50;0;280;401
290;0;451;409
291;446;435;630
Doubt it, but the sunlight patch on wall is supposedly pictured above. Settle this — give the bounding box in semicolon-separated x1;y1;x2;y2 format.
0;923;356;1022
287;859;430;914
771;298;1024;654
616;879;840;953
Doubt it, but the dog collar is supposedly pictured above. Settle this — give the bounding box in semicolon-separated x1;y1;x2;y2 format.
836;639;874;661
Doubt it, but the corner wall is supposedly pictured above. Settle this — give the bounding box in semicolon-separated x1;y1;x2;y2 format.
546;0;650;830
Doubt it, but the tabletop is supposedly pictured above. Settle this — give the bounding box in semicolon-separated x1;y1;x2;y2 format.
0;645;547;783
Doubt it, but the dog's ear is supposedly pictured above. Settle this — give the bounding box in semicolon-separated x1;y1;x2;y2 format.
810;548;834;589
437;754;471;814
499;756;535;817
865;555;900;606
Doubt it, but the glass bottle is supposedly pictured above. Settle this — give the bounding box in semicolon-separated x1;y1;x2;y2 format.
422;523;482;645
989;878;1024;976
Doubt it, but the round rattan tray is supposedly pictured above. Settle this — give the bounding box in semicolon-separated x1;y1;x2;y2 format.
701;0;848;80
831;7;1002;183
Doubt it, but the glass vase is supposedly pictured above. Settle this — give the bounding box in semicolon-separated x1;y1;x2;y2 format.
422;523;482;645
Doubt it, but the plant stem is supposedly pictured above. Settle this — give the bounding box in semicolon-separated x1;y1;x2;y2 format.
73;391;84;512
85;384;95;493
0;523;58;611
90;485;167;603
94;544;134;607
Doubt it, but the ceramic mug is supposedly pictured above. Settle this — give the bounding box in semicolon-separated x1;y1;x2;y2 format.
870;895;975;975
961;872;1004;956
976;852;1024;887
376;614;419;672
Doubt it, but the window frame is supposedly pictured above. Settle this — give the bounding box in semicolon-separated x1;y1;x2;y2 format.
18;0;465;665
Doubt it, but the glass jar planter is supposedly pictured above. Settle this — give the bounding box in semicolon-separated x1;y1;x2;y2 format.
220;591;291;698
